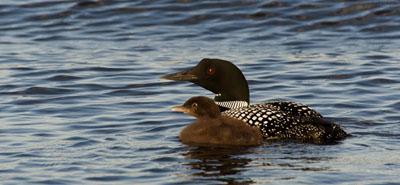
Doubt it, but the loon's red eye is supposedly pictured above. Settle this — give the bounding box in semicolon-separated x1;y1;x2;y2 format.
207;67;215;75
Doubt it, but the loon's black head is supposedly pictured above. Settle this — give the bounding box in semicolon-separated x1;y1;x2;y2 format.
171;96;220;119
161;58;249;103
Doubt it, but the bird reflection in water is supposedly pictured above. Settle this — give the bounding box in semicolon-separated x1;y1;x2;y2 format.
180;146;257;184
178;141;338;184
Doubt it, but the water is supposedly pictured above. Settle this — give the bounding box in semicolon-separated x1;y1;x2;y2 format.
1;0;399;184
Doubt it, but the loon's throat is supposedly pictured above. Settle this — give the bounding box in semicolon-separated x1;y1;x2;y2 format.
215;100;249;110
214;93;247;102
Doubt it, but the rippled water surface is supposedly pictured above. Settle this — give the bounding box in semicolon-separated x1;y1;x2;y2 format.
1;0;400;184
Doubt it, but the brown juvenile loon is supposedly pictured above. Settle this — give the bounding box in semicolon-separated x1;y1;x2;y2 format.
172;96;262;146
163;58;348;144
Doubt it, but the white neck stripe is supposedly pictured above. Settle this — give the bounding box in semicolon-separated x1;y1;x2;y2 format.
215;101;248;109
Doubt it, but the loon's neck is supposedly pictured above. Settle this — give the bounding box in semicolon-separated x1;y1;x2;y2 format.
212;74;250;100
214;93;249;110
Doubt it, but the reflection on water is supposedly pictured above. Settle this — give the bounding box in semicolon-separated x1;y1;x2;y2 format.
182;146;255;184
179;141;340;184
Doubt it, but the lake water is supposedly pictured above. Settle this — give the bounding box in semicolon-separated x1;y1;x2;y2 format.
1;0;399;184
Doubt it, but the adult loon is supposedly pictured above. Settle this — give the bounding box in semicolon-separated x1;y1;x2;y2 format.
162;58;348;144
172;96;262;146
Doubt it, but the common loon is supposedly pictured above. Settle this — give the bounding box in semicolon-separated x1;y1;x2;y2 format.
172;96;262;146
162;58;348;144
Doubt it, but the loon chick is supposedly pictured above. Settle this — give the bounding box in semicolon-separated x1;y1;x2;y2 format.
172;96;262;146
162;58;348;144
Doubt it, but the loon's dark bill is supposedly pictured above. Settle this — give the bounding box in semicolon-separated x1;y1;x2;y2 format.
161;70;199;81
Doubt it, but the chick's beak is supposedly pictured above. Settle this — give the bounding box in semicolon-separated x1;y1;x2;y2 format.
171;105;190;114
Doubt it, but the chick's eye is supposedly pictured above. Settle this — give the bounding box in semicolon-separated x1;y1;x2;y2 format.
207;67;215;75
192;103;198;108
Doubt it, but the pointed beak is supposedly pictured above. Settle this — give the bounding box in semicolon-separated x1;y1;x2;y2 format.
171;105;197;118
161;69;199;81
171;105;189;113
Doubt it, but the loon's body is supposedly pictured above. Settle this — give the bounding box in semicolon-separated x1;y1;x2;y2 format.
172;96;262;146
163;58;348;144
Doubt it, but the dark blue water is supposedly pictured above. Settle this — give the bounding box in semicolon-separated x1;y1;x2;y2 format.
1;0;399;184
